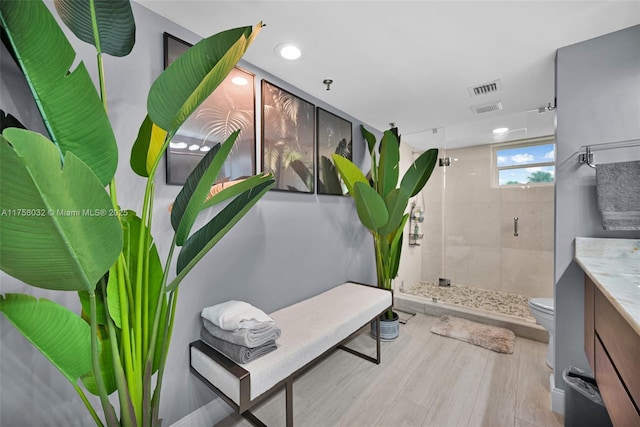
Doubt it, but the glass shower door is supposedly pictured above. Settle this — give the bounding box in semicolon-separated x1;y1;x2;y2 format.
420;117;555;319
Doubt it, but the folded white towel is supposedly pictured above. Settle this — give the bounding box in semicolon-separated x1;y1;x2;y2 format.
202;318;281;348
201;300;273;331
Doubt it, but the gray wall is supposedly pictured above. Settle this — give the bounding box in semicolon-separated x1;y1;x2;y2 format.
554;25;640;390
0;3;377;425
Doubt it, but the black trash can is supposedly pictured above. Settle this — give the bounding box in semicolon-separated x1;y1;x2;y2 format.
563;366;612;427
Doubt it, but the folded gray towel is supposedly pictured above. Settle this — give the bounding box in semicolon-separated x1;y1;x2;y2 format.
200;327;277;364
596;160;640;230
202;318;281;348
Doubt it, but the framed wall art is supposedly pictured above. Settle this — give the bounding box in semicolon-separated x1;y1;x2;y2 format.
316;107;352;195
163;33;256;185
261;80;315;193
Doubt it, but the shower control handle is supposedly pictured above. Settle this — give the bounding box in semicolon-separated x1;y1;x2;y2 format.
514;217;519;237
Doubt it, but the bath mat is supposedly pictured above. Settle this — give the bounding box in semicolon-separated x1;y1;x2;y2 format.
430;315;515;354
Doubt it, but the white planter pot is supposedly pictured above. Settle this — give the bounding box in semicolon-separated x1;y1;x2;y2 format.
370;311;400;341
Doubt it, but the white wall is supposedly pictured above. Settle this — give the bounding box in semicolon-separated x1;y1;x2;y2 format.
0;3;378;425
554;24;640;391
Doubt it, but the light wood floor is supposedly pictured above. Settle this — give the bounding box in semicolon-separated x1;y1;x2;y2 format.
215;313;563;427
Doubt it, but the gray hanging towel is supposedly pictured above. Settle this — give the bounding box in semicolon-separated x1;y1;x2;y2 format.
596;160;640;230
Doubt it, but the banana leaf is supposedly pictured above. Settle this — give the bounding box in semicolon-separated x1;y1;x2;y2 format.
379;188;409;237
148;24;262;134
106;265;122;329
80;330;117;395
388;215;408;280
79;287;108;326
0;0;118;186
0;129;122;292
332;154;368;195
117;211;166;372
400;148;438;197
377;130;400;199
0;294;94;384
201;174;274;210
360;124;377;154
53;0;135;57
130;115;168;178
170;179;274;291
171;131;239;246
352;182;389;232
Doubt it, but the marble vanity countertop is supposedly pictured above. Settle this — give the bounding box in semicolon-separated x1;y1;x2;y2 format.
575;237;640;335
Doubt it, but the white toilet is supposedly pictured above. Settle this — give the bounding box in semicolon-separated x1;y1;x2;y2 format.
528;297;555;368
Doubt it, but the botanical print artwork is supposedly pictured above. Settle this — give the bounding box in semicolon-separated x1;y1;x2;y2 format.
261;80;315;193
164;33;256;184
316;108;352;195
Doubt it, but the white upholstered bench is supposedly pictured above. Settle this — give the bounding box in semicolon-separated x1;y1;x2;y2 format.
190;281;392;426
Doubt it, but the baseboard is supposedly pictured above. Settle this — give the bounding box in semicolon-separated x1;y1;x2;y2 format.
170;397;233;427
550;373;565;415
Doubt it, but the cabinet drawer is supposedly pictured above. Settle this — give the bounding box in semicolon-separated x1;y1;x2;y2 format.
594;287;640;405
595;337;640;427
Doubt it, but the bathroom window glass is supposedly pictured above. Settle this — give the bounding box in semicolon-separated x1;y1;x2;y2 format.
494;139;555;186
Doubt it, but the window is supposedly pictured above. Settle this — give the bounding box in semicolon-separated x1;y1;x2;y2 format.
493;138;555;186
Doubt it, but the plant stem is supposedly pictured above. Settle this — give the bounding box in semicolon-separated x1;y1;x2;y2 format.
101;278;136;427
142;182;154;364
151;288;179;426
139;182;154;427
73;383;104;427
88;0;108;110
373;234;394;320
138;229;177;426
116;253;138;418
89;292;118;426
88;4;129;422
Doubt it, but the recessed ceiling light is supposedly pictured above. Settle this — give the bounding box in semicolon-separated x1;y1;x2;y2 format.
188;144;200;151
232;76;249;86
169;142;188;149
200;146;211;152
492;127;509;134
275;43;301;60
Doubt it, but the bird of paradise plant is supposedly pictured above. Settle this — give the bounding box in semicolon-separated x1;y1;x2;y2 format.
0;1;273;426
333;126;438;320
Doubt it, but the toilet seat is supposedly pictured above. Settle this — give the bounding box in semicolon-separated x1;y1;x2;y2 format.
529;297;554;315
528;297;555;368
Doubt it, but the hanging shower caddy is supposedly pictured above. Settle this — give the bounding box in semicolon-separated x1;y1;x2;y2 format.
408;202;424;246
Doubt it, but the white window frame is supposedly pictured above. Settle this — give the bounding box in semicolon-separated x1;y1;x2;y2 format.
492;136;555;187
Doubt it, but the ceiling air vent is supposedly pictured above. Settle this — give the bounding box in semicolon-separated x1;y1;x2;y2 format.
471;101;503;115
468;79;503;97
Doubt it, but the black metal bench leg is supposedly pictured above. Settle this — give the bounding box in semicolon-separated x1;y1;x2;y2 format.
286;379;294;427
242;411;267;427
375;316;381;363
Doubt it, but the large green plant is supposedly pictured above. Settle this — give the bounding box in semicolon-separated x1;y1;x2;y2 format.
333;126;437;319
0;1;273;426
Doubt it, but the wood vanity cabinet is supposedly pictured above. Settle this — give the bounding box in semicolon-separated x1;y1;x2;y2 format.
584;275;640;426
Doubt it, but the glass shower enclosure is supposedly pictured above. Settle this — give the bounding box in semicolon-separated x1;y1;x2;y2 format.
404;123;555;321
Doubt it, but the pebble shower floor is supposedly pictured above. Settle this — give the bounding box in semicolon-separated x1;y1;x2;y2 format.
403;281;535;322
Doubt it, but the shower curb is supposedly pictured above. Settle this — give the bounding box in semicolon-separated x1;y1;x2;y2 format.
395;293;548;343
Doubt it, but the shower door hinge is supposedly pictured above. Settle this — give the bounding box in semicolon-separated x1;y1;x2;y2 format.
439;157;451;167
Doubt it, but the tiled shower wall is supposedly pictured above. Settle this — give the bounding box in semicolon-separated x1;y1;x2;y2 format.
419;142;554;299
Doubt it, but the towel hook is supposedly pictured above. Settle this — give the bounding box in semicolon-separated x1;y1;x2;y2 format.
578;146;596;168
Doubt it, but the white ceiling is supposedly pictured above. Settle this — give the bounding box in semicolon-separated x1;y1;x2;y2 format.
136;1;640;150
